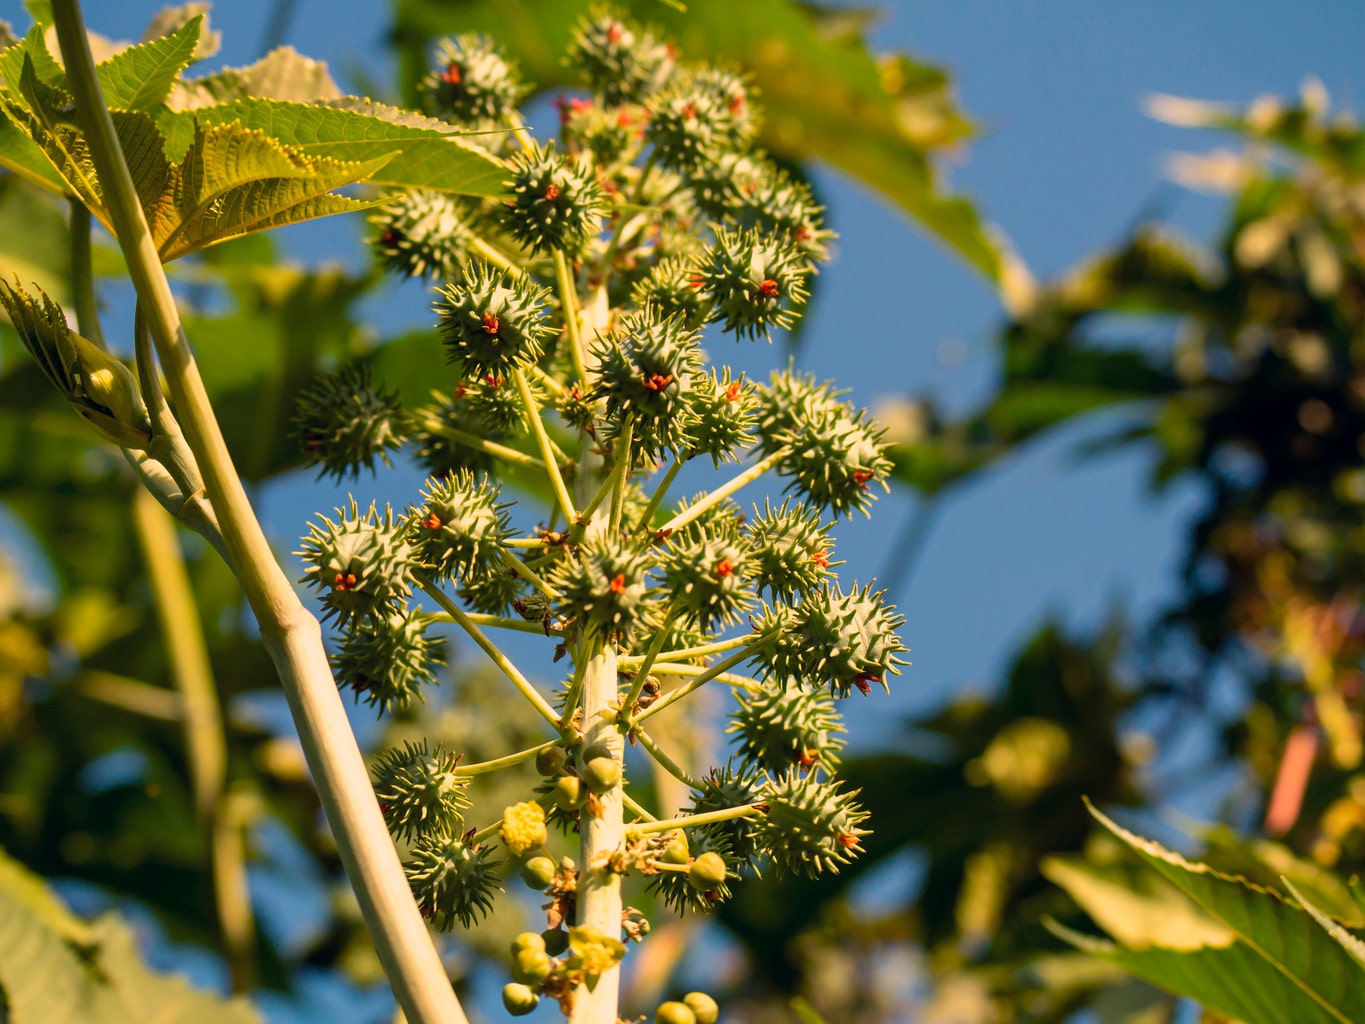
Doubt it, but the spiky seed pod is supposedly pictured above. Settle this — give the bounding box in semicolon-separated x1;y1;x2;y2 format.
776;404;893;518
411;472;513;582
757;769;869;877
646;829;737;914
685;762;766;869
332;612;444;714
297;500;416;626
752;369;843;456
744;498;836;602
435;261;554;379
569;13;675;105
660;528;753;630
550;535;651;637
737;168;835;264
646;68;754;171
371;741;470;841
560;96;646;165
292;364;407;481
500;143;607;257
630;254;714;332
455;373;527;434
753;583;908;698
665;492;746;542
727;679;846;774
419;34;525;125
689;151;770;220
696;228;811;340
368;190;473;280
685;369;755;466
404;835;501;929
413;389;498;478
458;565;525;616
591;307;703;460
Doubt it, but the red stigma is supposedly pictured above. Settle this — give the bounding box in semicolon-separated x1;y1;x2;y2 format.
688;273;705;291
759;278;780;298
796;225;813;242
544;183;561;201
454;381;468;398
380;228;402;247
853;470;874;488
609;574;627;594
715;560;734;578
729;94;745;114
724;381;742;401
682;102;697;119
853;672;879;695
836;832;860;849
441;63;462;86
642;372;674;392
811;550;830;569
607;21;623;44
797;749;818;769
333;572;358;591
487;374;504;389
421;513;442;530
481;311;500;335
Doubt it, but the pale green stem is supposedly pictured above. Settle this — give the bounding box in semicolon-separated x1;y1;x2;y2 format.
620;599;677;711
416;412;546;471
68;201;104;347
455;739;562;777
211;789;258;993
469;234;522;275
426;611;549;636
514;368;577;522
656;449;786;537
501;548;560;602
417;574;561;728
468;819;504;846
632;727;702;789
574;427;631;534
620;632;756;668
628;804;761;837
527;362;568;397
609;415;633;534
642;665;762;691
554;249;589;388
636;453;684;533
51;7;469;1021
77;669;181;720
559;647;590;731
631;635;778;726
504;110;536;154
505;537;552;549
599;153;659;274
622;791;658;823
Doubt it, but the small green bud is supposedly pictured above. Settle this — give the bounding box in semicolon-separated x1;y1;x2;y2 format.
581;742;613;763
688;851;728;890
502;983;540;1016
661;833;690;865
536;746;568;776
656;1001;698;1024
511;931;546;956
555;775;586;809
542;927;569;957
512;947;553;985
582;756;622;794
684;992;719;1024
521;855;557;890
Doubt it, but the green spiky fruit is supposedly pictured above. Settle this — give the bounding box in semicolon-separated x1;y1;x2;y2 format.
293;364;407;481
685;762;765;868
646;828;736;914
631;254;713;332
332;612;444;714
435;260;554;379
411;472;512;582
456;373;526;433
646;68;754;170
754;583;907;698
420;34;525;125
457;565;525;616
502;983;540;1016
696;228;811;340
368;190;473;280
500;143;607;256
413;389;500;478
404;835;501;929
569;12;675;105
757;769;869;877
744;498;836;602
297;500;416;626
550;535;652;637
753;369;843;457
776;403;892;517
371;741;470;841
728;678;846;773
560;95;645;165
660;528;753;630
591;307;703;460
683;369;755;467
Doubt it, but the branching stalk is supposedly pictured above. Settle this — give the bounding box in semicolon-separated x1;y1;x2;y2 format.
455;739;562;777
51;6;469;1021
554;249;589;388
514;368;578;522
631;635;778;726
655;448;787;536
636;452;684;533
627;804;762;837
632;727;702;789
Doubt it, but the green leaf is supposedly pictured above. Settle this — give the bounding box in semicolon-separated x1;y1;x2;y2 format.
159;98;507;197
94;14;202;112
0;844;260;1024
1048;803;1365;1024
1283;878;1365;971
0;24;65;95
391;0;1004;277
169;45;342;109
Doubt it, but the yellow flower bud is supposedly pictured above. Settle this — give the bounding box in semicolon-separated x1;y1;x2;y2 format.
500;800;547;856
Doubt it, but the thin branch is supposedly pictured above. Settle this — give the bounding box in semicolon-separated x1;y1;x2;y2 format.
456;739;562;777
627;804;761;837
632;727;702;789
630;635;778;726
514;368;577;522
655;449;786;537
554;249;588;388
636;453;684;533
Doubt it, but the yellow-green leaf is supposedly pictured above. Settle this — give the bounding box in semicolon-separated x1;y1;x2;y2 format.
94;13;202;111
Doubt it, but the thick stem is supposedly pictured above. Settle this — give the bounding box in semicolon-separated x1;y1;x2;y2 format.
51;6;467;1021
